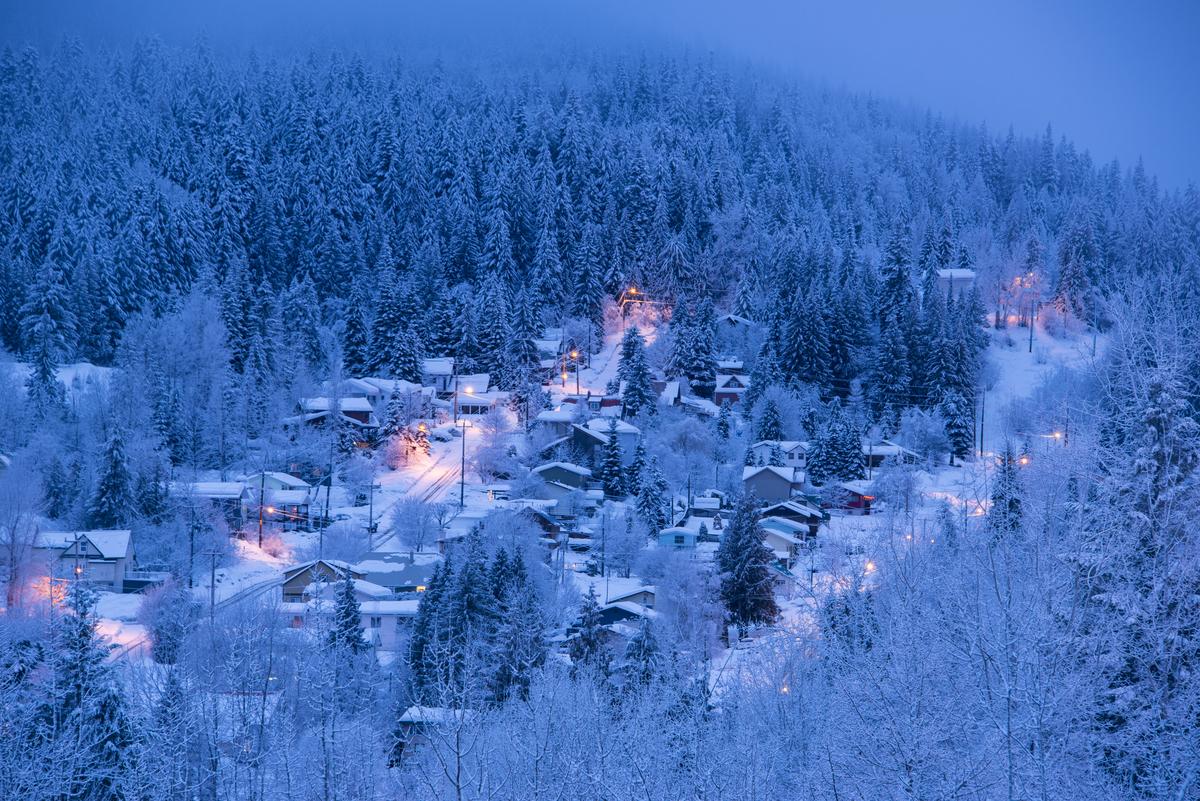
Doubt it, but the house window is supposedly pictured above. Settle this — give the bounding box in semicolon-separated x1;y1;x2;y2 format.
674;535;686;545
370;616;382;628
291;615;304;628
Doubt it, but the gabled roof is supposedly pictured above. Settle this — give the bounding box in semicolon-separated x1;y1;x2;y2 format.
39;530;132;560
171;481;247;500
583;417;639;436
421;357;456;376
244;471;310;489
751;440;808;454
742;465;797;483
759;516;809;541
267;489;310;506
760;499;825;520
937;268;977;280
282;559;359;583
717;313;757;327
535;408;575;424
533;461;592;477
301;396;375;414
715;374;748;390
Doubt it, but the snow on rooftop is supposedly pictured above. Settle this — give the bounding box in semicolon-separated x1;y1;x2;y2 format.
532;461;592;476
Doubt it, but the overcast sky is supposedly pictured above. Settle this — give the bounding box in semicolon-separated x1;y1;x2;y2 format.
5;0;1198;187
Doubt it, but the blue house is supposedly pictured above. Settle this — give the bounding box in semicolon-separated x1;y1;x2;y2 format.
658;527;698;549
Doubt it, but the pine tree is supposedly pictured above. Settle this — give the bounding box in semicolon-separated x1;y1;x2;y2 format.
597;420;626;496
342;303;372;376
988;444;1023;539
20;252;76;416
328;575;370;654
621;617;660;689
715;494;779;629
87;427;137;528
489;559;545;703
939;389;973;464
715;401;732;440
627;440;647;493
636;457;670;531
755;399;784;442
568;585;610;676
619;328;656;417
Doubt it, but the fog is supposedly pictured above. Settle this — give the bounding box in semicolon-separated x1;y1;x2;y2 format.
3;0;1198;186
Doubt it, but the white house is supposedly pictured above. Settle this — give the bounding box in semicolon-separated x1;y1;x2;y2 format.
748;440;809;468
282;577;419;653
32;530;134;591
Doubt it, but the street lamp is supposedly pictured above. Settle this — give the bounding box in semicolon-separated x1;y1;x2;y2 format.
570;350;580;395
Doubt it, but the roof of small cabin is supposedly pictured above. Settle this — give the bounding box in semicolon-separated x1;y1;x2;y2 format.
533;461;592;477
759;516;809;542
267;489;309;506
359;599;421;616
751;440;808;453
582;417;639;436
838;480;875;496
421;358;456;376
244;471;311;489
714;374;749;390
760;499;825;519
861;439;919;457
172;481;246;499
937;267;977;280
717;313;757;327
399;706;475;725
300;396;374;413
535;408;575;424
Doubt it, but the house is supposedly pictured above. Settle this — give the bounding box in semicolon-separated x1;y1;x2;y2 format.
658;526;698;549
532;462;593;489
394;706;477;755
298;397;377;427
32;530;134;591
713;374;750;406
285;398;379;445
282;578;419;652
861;439;919;469
420;358;457;392
757;499;826;538
280;559;363;603
606;586;657;609
534;408;577;438
596;600;658;627
742;465;803;504
827;480;875;515
353;553;440;594
170;481;251;526
716;358;746;374
239;472;314;530
688;496;723;517
561;392;623;417
758;517;807;568
748;440;809;468
651;379;682;407
571;418;640;465
936;268;977;299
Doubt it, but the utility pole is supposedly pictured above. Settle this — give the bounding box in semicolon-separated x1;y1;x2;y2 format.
459;420;468;508
1028;300;1036;354
321;437;335;559
207;549;219;624
256;468;266;548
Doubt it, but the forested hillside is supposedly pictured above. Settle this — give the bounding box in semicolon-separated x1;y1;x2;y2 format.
1;40;1199;801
